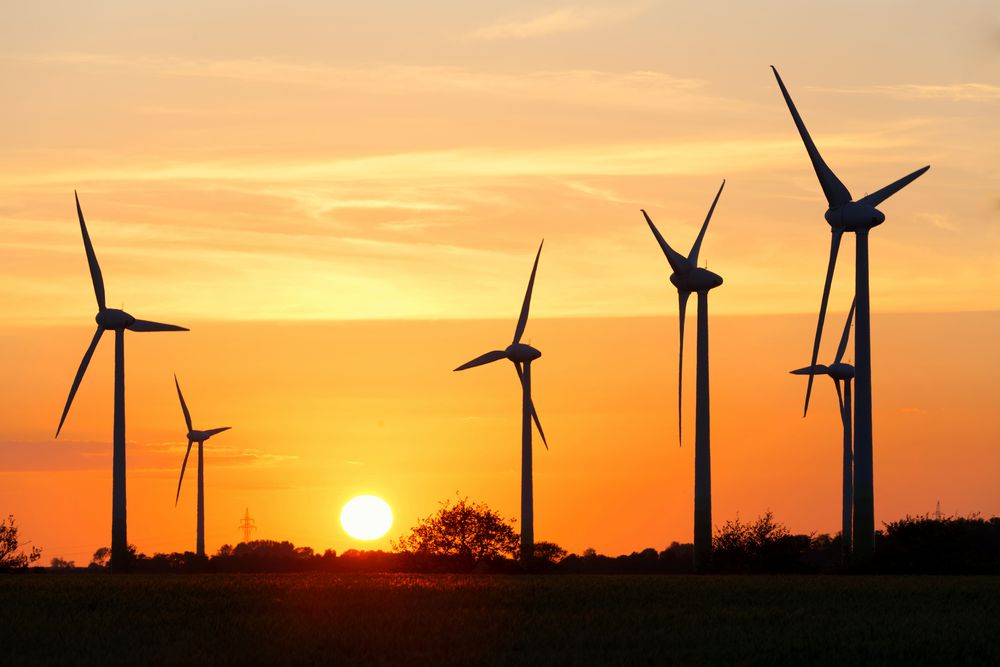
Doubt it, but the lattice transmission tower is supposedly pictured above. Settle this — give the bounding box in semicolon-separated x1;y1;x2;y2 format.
239;507;257;543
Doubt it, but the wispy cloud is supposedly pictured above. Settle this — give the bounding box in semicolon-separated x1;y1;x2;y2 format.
8;52;718;114
562;180;636;205
0;135;909;189
918;212;960;232
465;3;651;41
810;83;1000;102
0;439;298;472
143;440;299;465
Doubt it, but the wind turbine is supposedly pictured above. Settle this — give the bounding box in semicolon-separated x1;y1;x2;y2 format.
771;66;929;560
791;298;856;562
55;192;188;573
454;241;547;565
173;375;231;557
642;180;725;572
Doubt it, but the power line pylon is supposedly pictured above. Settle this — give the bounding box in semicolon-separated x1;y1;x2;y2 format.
239;507;257;543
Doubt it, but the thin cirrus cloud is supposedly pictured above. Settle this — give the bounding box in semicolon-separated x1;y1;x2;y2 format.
808;83;1000;102
465;3;652;41
11;52;720;114
0;439;301;474
1;135;910;189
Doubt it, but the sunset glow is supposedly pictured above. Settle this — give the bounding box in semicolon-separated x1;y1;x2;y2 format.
0;1;997;565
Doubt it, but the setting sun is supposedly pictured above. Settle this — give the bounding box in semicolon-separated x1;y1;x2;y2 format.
340;496;393;541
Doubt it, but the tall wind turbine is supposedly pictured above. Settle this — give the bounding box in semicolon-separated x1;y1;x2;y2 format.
791;299;856;562
454;241;547;565
173;375;231;557
771;66;929;560
643;181;725;572
55;192;188;572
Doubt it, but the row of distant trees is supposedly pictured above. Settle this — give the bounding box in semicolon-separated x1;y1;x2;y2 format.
7;499;1000;574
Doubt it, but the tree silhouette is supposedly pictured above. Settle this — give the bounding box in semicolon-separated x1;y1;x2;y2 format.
393;496;518;565
88;544;137;569
713;511;816;573
90;546;111;569
532;541;567;564
0;515;42;570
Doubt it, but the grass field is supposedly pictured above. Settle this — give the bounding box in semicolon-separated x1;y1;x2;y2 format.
2;574;999;664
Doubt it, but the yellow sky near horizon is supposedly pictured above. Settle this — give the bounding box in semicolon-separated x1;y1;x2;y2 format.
1;1;999;563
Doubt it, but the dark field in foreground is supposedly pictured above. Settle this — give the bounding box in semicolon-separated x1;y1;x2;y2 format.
3;574;999;665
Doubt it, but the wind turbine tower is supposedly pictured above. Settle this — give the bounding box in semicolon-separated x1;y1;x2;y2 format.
55;193;188;572
643;181;725;572
173;375;231;557
771;67;929;561
454;241;548;565
790;299;856;561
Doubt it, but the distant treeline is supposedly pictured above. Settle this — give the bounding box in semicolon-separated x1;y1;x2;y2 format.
33;513;1000;575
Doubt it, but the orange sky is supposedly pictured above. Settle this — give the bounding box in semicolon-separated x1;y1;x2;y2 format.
1;1;998;563
2;313;998;563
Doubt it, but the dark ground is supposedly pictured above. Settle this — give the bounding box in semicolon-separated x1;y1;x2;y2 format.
2;574;999;665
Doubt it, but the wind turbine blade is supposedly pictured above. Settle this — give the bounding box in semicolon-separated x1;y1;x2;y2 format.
842;379;853;428
55;327;104;437
514;363;547;449
75;192;106;311
204;427;231;438
770;67;852;207
174;375;193;432
834;297;857;365
454;350;507;371
789;364;828;375
677;289;690;446
642;210;691;274
688;180;725;267
512;240;543;345
856;165;930;208
175;440;194;506
804;229;843;418
128;319;188;332
834;378;844;415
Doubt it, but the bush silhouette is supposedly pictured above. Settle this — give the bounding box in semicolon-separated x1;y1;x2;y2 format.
873;514;1000;574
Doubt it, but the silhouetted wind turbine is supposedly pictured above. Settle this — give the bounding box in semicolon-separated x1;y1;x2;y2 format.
54;192;188;573
791;298;856;562
173;375;231;557
454;241;547;565
643;181;725;572
771;66;929;560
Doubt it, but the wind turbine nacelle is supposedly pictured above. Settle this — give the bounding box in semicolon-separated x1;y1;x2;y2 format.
671;268;723;292
827;362;855;381
505;343;541;363
187;430;209;442
96;308;136;330
825;203;885;232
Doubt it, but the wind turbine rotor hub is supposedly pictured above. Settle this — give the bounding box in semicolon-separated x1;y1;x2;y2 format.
825;202;885;232
505;343;541;363
671;267;723;292
827;362;855;380
96;308;136;330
